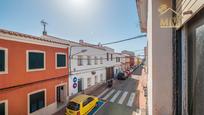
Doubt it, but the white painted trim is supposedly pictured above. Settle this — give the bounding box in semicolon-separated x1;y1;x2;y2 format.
0;100;8;115
55;52;67;69
26;50;46;72
0;47;8;74
27;89;47;115
0;33;68;49
55;83;68;103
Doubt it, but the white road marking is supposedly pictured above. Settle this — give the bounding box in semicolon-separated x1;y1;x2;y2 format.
127;92;135;107
97;88;110;98
110;90;122;102
118;91;128;104
102;89;115;100
92;102;106;115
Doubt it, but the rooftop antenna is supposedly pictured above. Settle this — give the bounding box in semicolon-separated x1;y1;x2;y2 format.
41;19;48;35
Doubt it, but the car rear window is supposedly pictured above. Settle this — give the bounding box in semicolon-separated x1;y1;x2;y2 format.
67;102;80;111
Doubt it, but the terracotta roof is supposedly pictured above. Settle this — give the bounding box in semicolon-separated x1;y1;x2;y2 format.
42;35;106;50
78;42;106;50
0;29;69;46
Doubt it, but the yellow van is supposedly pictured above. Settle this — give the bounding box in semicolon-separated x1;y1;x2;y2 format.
66;94;99;115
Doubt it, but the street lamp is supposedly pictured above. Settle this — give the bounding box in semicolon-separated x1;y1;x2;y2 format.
71;49;87;58
69;49;87;75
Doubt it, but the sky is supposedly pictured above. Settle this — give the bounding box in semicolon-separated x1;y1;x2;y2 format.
0;0;147;54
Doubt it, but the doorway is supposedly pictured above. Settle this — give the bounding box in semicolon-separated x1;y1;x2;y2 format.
56;84;66;107
78;78;82;92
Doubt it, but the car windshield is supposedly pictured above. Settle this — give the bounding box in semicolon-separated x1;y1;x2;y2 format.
67;101;80;111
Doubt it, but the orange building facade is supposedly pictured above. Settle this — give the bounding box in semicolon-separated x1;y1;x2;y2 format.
0;29;69;115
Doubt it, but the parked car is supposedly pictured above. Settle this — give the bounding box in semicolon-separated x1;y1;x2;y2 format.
107;79;113;87
125;70;132;77
66;94;99;115
117;72;127;80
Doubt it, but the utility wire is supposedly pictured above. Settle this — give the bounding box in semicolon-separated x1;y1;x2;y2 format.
101;34;147;45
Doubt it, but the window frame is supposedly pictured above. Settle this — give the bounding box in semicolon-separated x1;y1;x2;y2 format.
55;52;67;69
111;54;113;61
0;100;8;115
94;56;98;65
26;50;46;72
27;89;46;114
87;77;92;87
95;75;98;84
0;47;8;75
77;55;83;66
100;57;103;64
116;57;120;62
87;56;91;65
107;53;109;61
100;73;103;82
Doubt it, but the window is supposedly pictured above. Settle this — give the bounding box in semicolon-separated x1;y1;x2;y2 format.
67;102;80;111
27;51;45;71
87;78;92;87
0;100;7;115
56;53;67;68
29;90;45;113
83;97;94;107
77;55;83;66
107;53;109;61
95;76;98;84
111;54;113;61
116;57;120;62
0;48;8;74
94;57;98;65
100;74;103;82
87;56;91;65
100;57;103;64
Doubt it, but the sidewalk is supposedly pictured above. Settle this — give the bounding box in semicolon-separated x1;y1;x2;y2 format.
134;67;147;115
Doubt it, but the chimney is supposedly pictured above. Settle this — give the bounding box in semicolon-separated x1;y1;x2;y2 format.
98;42;102;47
79;40;84;44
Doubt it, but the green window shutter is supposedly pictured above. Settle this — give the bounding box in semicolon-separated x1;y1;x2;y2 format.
29;91;45;113
57;54;66;67
0;50;5;72
29;52;44;69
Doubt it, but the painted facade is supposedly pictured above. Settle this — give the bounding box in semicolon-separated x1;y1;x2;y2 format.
0;29;69;115
68;41;108;96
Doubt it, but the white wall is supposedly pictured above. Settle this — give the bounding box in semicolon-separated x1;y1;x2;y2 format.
69;43;117;96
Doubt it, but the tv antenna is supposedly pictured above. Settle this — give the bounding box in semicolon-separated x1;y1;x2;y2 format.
41;19;48;35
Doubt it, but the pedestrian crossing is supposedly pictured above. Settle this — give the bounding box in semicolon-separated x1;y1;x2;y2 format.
110;90;121;102
97;89;136;107
118;91;128;104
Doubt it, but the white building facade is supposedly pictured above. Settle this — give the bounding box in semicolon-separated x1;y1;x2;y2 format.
69;41;115;96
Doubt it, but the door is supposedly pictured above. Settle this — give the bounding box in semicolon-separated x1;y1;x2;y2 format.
78;78;82;92
57;86;61;102
57;85;65;106
188;8;204;115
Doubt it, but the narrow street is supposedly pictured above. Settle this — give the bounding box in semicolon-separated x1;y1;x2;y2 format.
92;66;142;115
94;78;137;115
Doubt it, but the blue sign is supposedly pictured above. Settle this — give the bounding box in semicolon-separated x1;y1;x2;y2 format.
73;77;77;82
73;77;78;89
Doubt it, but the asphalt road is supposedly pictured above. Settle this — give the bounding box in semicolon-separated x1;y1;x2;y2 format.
53;66;142;115
94;78;138;115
